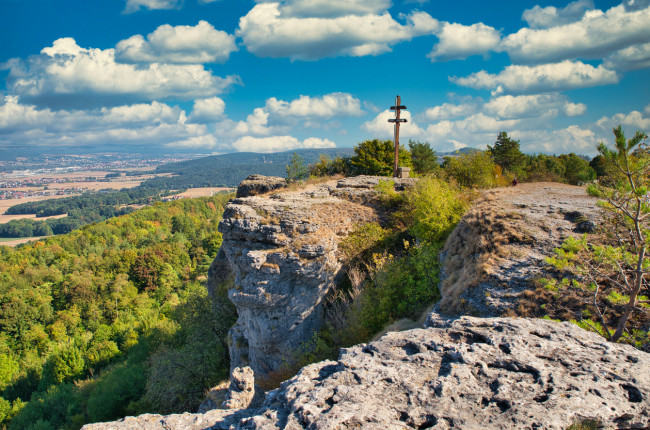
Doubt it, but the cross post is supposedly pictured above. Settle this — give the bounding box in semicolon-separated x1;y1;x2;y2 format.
388;95;407;177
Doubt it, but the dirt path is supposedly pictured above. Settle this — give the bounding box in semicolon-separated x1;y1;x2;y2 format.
438;182;600;316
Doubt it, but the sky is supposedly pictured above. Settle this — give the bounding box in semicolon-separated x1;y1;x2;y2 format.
0;0;649;157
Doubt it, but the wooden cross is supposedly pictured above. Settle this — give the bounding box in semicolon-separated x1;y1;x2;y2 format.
388;95;407;177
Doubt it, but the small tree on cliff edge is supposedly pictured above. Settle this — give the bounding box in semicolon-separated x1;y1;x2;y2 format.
551;126;649;345
488;131;525;175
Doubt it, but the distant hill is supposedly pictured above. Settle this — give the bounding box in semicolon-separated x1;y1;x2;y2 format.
141;148;354;189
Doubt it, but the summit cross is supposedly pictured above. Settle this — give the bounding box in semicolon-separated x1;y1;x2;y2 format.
388;95;407;177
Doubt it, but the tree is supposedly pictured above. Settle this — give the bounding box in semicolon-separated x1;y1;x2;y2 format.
285;153;309;182
408;140;438;175
350;139;411;176
558;153;596;185
488;132;525;175
443;151;496;188
551;126;649;345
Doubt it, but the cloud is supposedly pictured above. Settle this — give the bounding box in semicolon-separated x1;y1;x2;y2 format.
3;38;240;108
451;60;619;95
265;93;363;118
362;109;425;139
124;0;182;14
233;108;285;136
236;3;438;60
428;22;501;62
115;21;237;64
422;101;479;121
503;3;650;64
522;0;594;29
231;135;335;152
258;0;393;18
189;97;226;123
596;108;650;129
0;96;220;150
484;94;586;119
168;134;218;149
604;42;650;71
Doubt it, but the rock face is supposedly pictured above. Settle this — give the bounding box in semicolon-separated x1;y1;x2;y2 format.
438;182;601;316
235;175;287;198
83;316;650;430
217;176;413;379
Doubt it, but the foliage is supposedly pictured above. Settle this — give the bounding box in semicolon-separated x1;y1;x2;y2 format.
350;139;412;176
398;176;467;243
408;140;439;176
298;176;465;367
522;153;564;182
558;153;596;185
142;148;353;189
308;155;353;177
548;126;649;346
488;132;525;175
285;153;309;182
0;193;235;428
443;151;498;188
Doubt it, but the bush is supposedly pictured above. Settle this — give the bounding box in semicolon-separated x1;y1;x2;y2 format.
399;176;467;244
444;151;497;189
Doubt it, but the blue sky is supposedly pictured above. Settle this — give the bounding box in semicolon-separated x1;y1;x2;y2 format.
1;0;649;156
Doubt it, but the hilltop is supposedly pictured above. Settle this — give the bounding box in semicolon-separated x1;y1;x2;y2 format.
84;178;649;429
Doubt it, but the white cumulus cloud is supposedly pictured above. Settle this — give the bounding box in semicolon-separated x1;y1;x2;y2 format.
189;97;226;123
451;60;619;95
265;93;363;118
3;38;240;108
124;0;182;14
0;96;221;150
115;21;237;64
428;22;501;62
604;41;650;71
231;135;335;152
422;101;479;121
484;94;586;119
236;3;438;60
503;3;650;64
257;0;393;18
522;0;594;29
362;109;425;139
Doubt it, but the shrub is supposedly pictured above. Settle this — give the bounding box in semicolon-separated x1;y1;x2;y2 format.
444;151;497;189
398;176;467;244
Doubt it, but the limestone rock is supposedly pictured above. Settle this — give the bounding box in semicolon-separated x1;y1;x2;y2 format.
218;177;387;380
222;367;264;410
236;175;287;198
84;316;650;430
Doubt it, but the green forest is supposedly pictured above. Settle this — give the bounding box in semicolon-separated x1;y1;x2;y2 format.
0;194;235;429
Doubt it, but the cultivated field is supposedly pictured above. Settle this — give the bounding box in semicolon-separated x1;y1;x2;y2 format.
170;187;235;198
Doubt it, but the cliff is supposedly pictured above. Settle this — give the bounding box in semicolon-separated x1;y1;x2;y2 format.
214;175;414;379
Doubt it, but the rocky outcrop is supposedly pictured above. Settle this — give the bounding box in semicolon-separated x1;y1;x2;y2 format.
438;182;601;316
84;316;650;430
217;176;414;380
235;175;287;198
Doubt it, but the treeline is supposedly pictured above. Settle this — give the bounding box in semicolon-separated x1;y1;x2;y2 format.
305;134;599;187
0;194;236;429
141;148;354;189
0;189;172;238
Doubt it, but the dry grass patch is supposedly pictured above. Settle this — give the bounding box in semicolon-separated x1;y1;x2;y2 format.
439;195;533;311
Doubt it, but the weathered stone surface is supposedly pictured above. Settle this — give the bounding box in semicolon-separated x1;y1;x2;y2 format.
218;177;385;379
236;175;287;198
222;367;264;410
84;316;650;430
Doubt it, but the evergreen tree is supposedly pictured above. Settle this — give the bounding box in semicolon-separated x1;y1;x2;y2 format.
408;140;438;175
488;132;525;175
